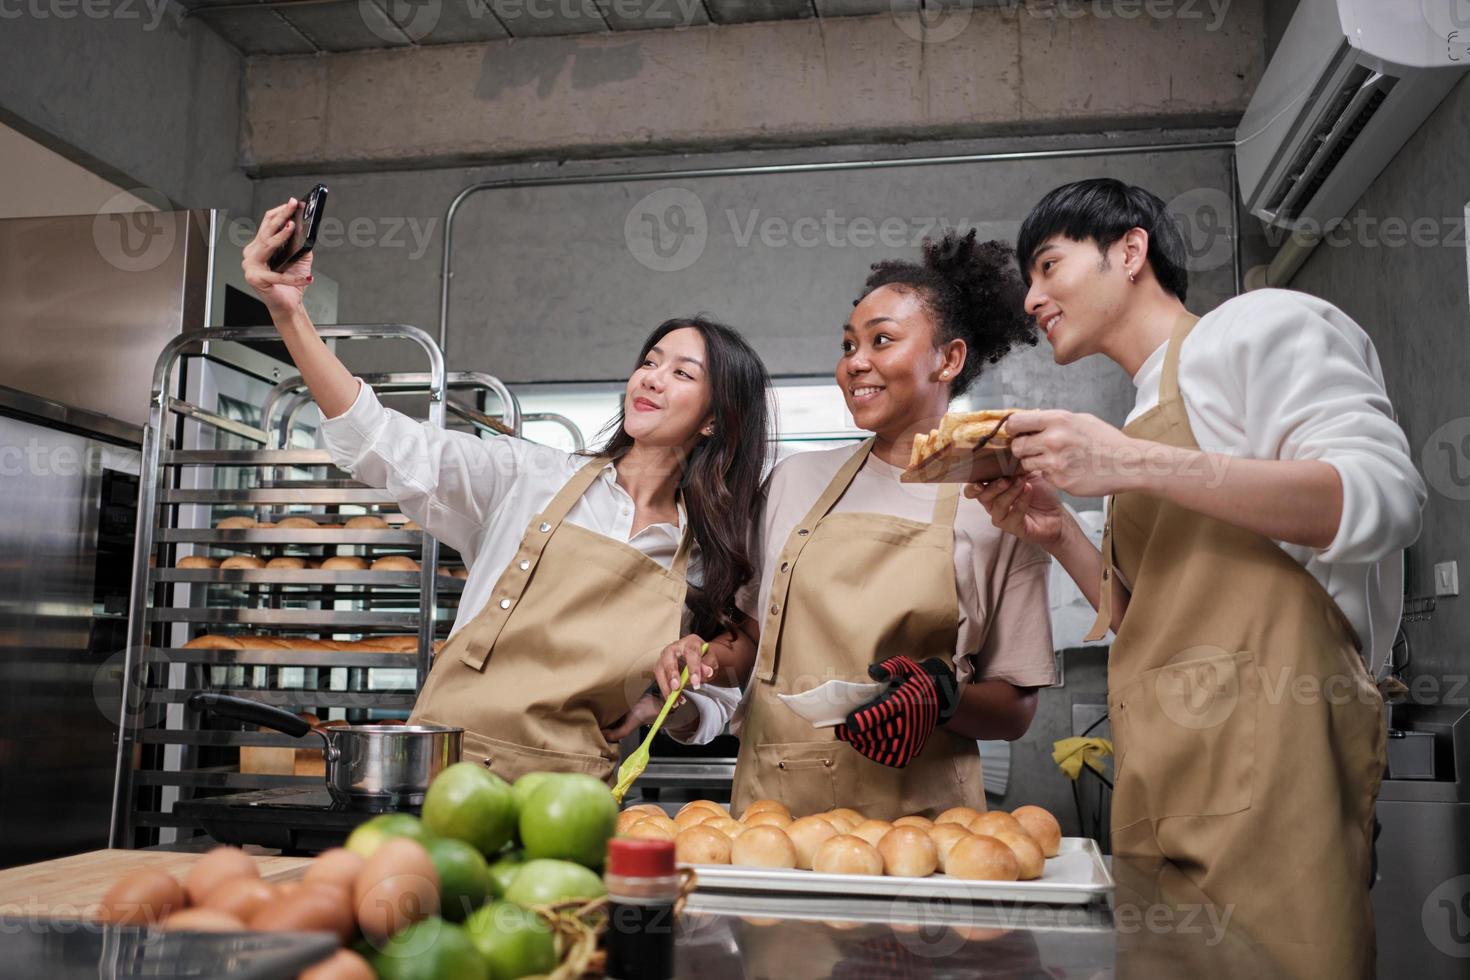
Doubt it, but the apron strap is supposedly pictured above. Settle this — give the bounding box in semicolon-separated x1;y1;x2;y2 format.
931;481;961;528
455;455;613;670
755;438;876;683
1084;310;1200;643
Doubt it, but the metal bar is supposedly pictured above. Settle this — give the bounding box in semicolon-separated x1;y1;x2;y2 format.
143;689;419;708
132;771;323;790
137;730;334;747
157;528;425;545
148;608;425;627
159;488;393;504
0;383;142;446
266;371;523;443
438;139;1237;352
447;398;515;437
522;412;586;451
164;398;269;444
163;449;339;466
143;648;425;668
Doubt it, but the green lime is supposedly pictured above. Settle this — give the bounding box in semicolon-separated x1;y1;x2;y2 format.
370;917;488;980
425;837;492;922
423;762;518;857
345;812;430;858
510;771;557;813
464;901;558;979
502;859;607;908
487;850;525;899
517;773;617;869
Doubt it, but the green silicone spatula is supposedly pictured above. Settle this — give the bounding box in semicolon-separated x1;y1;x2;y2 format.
611;646;704;804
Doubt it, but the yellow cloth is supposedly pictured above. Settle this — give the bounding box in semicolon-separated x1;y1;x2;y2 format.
1052;736;1114;780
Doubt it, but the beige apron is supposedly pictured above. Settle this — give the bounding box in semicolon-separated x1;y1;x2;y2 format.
409;456;692;785
1086;312;1385;979
731;439;985;821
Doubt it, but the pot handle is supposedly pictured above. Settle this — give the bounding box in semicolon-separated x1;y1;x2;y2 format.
188;692;312;738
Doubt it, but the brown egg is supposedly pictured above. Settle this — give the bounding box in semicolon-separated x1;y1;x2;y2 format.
252;883;355;942
990;830;1045;881
673;808;719;832
623;820;676;842
674;826;733;865
740;799;791;821
730;826;797;869
785;815;840;870
743;811;793;830
184;846;259;906
876;827;939;878
97;869;185;928
967;811;1025;839
202;877;275;922
300;949;376;980
304;848;367;893
934;806;982;827
849;819;894;849
812;835;883;876
161;908;246;932
352;838;440;942
703;816;747;840
892;815;934;831
926;824;975;872
1011;805;1062;858
946;835;1020;881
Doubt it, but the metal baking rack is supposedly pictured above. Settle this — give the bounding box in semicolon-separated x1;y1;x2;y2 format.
110;325;516;848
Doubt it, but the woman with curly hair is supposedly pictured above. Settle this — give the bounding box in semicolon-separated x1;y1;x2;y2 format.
608;230;1057;818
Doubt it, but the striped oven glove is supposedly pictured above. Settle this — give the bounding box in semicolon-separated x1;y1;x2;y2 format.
834;655;961;768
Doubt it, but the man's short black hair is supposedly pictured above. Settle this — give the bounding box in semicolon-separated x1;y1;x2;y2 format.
1016;179;1189;302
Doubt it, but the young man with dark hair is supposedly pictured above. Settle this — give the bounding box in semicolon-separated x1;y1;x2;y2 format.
973;178;1424;978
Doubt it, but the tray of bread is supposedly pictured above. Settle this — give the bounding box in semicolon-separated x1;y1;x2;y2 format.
901;409;1027;484
619;799;1111;906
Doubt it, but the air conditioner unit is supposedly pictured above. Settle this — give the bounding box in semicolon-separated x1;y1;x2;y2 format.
1236;0;1470;232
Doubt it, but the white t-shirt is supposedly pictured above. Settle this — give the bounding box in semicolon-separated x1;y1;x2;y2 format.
1126;289;1425;673
319;380;696;639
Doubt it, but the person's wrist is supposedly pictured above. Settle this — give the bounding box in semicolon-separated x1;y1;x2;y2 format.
1044;507;1084;558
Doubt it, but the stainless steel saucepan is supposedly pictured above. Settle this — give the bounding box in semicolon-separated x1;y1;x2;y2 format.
189;692;462;808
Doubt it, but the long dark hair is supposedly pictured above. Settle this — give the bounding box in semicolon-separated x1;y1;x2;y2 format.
589;316;771;639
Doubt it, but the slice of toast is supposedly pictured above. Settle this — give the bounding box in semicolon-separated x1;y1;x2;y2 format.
903;409;1028;483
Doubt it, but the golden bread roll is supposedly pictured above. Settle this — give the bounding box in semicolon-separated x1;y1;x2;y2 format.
968;811;1025;838
926;824;974;872
892;815;934;831
946;835;1019;881
623;803;667;817
177;556;220;569
673;808;719;833
990;829;1045;880
623;820;675;842
812;835;883;876
785;815;840;870
850;819;894;849
935;806;982;827
877;827;939;878
703;816;746;840
676;800;727;818
255;522;277;528
220;555;265;570
183;634;241;649
321;556;368;571
741;799;791;822
370;556;419;572
345;515;390;530
451;568;469;580
674;826;732;865
730;826;797;869
743;811;793;830
276;516;320;529
215;517;256;530
266;556;306;569
617;810;653;835
1011;805;1062;858
826;807;864;826
402;521;422;531
356;635;418;653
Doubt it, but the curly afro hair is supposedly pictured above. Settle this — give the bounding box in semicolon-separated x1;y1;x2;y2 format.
858;230;1037;399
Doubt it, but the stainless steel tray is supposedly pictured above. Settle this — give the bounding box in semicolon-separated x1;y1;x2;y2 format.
686;837;1112;906
158;529;424;545
153;569;460;588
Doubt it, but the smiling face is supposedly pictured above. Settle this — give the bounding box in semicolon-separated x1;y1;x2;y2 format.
621;326;715;450
837;285;964;440
1024;235;1134;365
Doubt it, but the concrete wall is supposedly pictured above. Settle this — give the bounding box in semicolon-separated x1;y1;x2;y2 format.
1291;74;1470;690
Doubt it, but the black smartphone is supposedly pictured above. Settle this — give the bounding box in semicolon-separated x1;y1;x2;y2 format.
269;183;328;271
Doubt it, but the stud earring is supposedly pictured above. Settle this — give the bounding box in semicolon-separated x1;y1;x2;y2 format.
1128;271;1137;283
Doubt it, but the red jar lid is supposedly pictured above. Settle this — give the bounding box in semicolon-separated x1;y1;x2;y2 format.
607;837;675;877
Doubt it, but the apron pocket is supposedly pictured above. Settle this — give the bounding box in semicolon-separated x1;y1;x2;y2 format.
1112;650;1257;821
464;732;615;785
754;741;839;814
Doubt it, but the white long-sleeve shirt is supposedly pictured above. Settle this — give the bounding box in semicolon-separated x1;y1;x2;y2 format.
318;381;696;640
1126;289;1425;674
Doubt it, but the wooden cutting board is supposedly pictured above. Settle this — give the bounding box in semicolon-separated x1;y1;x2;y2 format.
0;849;312;918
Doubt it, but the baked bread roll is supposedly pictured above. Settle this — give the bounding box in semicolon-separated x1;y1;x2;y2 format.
345;515;390;530
451;568;469;580
266;556;306;569
353;635;418;653
702;816;746;840
255;522;277;528
850;819;894;849
220;555;265;569
402;521;422;531
730;826;797;869
935;806;982;827
741;800;791;822
945;835;1019;881
215;517;256;530
892;815;934;831
743;811;793;830
276;516;320;529
321;556;368;571
785;815;839;870
673;808;719;833
968;811;1025;839
877;826;939;878
812;835;883;876
623;820;676;842
1011;805;1062;858
925;824;974;872
990;829;1045;880
674;826;732;865
370;556;419;572
183;634;241;649
676;800;727;819
177;556;220;569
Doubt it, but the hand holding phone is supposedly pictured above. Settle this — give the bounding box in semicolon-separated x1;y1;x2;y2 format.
269;183;328;271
